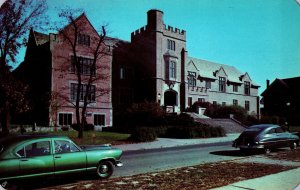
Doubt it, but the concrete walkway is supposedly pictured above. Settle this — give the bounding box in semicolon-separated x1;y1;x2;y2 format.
113;133;300;190
212;167;300;190
113;133;239;151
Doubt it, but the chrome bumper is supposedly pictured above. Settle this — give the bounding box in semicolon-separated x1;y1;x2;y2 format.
116;161;123;167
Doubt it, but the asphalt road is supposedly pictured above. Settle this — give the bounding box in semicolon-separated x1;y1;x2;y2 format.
113;141;244;178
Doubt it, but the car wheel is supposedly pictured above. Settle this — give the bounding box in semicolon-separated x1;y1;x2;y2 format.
290;142;297;150
0;181;18;190
264;148;271;154
96;160;114;179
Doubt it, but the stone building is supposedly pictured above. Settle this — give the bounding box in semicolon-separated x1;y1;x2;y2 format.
16;9;260;127
112;9;260;117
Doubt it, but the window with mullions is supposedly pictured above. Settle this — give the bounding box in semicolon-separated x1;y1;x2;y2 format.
169;61;176;78
70;56;95;76
233;99;238;106
244;81;250;95
167;39;175;51
78;33;90;46
58;113;72;126
233;84;238;92
205;80;211;89
188;71;196;87
245;101;250;111
94;114;105;126
70;83;96;102
219;77;226;92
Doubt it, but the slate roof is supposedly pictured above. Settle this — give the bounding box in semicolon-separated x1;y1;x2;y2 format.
187;57;259;87
33;31;49;45
261;76;300;96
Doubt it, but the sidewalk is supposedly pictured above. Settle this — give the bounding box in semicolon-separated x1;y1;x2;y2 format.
113;133;239;151
212;167;300;190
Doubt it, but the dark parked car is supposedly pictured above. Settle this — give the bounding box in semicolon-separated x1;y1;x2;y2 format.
0;135;123;189
233;124;299;153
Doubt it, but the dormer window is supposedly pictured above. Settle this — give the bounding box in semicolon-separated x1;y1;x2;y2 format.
219;77;226;92
244;81;250;95
167;39;175;51
188;71;196;87
78;33;90;46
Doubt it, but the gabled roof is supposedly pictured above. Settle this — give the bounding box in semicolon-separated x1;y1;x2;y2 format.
187;57;259;86
29;29;49;46
59;13;100;38
261;76;300;96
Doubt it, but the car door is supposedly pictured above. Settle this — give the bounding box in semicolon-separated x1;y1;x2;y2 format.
275;127;289;147
262;128;277;148
18;140;54;179
53;140;87;175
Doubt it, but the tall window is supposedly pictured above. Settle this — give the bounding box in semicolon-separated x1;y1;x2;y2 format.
78;33;90;46
219;77;226;92
205;80;211;89
233;99;238;106
188;97;192;107
167;39;175;51
245;101;250;111
233;84;238;92
71;56;95;76
244;81;250;95
188;71;196;87
169;61;176;78
70;83;96;102
58;113;72;126
94;114;105;126
120;67;125;80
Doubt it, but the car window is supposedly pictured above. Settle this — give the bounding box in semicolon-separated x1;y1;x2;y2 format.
0;144;3;153
24;141;51;157
16;147;25;157
276;128;284;133
54;140;80;154
267;128;276;134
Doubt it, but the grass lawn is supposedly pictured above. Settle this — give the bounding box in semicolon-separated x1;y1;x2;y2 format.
46;130;130;145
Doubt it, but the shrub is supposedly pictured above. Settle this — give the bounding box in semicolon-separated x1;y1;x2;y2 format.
164;125;225;139
129;127;157;142
70;123;95;131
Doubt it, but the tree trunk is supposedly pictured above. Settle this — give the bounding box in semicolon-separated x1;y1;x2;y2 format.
1;101;10;135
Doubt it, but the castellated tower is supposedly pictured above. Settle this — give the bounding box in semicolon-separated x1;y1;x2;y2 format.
130;9;187;113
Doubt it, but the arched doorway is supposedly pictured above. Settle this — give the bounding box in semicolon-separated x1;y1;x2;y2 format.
164;90;177;106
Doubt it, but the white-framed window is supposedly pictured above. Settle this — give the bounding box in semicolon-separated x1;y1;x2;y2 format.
167;39;175;51
120;67;125;79
58;113;72;126
94;114;105;126
70;83;96;102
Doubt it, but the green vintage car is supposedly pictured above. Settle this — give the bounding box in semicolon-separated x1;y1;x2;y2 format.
0;134;123;188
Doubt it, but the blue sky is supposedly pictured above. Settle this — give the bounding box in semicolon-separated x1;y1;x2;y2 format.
6;0;300;94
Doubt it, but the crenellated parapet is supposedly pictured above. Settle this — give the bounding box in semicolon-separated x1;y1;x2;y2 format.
131;25;148;41
163;24;186;41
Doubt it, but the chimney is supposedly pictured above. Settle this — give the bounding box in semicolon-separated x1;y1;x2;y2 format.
147;9;164;31
266;79;270;88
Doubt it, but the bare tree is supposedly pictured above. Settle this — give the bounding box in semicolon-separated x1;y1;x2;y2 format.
0;0;47;133
54;9;111;138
